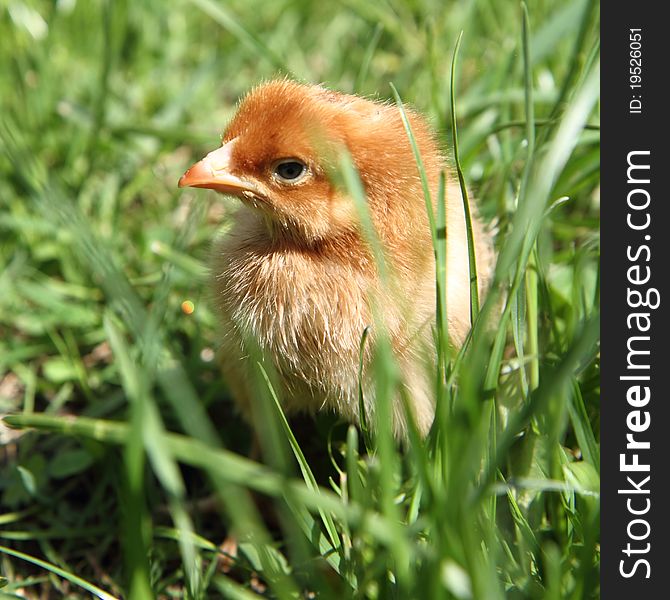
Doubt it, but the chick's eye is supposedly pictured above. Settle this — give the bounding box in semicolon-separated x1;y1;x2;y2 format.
273;160;308;183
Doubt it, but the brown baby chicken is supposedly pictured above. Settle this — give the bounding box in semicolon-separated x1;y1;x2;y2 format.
179;80;493;438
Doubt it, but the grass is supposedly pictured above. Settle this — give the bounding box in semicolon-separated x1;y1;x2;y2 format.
0;0;599;598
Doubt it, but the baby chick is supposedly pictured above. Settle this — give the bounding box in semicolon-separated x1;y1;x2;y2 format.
179;80;493;438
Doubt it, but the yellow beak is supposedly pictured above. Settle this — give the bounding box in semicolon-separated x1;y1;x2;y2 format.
178;139;260;196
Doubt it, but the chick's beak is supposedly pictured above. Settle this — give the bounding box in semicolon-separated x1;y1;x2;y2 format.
178;139;260;196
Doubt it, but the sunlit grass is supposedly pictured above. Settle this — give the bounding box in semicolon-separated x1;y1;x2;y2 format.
1;0;599;598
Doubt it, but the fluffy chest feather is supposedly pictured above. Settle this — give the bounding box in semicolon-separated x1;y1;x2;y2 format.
211;223;373;394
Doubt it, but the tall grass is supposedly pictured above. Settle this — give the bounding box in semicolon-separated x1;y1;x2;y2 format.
1;0;599;598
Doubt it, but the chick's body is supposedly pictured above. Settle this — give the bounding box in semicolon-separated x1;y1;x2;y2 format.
179;80;493;437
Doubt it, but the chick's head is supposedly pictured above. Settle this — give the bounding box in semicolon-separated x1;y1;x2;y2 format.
179;80;442;250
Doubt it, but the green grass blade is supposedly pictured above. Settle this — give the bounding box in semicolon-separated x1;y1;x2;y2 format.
449;31;480;324
0;545;118;600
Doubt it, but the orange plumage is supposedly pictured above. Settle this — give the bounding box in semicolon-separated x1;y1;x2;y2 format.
179;80;493;437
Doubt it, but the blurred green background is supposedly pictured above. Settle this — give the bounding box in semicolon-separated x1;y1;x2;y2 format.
0;0;599;598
